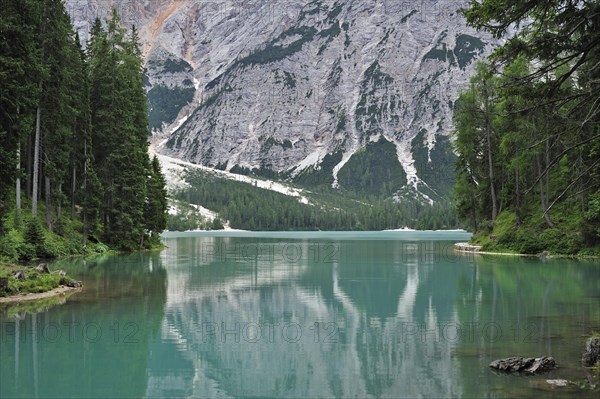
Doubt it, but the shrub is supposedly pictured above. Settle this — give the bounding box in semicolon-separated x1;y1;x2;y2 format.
0;229;23;262
24;218;46;257
211;218;224;230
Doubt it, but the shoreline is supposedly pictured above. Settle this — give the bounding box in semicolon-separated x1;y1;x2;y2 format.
453;242;600;259
0;285;82;304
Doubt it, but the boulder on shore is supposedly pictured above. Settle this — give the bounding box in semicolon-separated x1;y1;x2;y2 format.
489;356;556;374
582;337;600;367
13;270;26;280
35;263;50;274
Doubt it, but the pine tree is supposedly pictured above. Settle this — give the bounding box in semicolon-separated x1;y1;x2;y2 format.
444;0;600;252
144;156;168;242
0;0;41;232
88;9;164;249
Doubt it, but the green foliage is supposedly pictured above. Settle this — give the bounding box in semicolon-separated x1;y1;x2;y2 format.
167;210;203;231
144;156;168;244
24;218;46;259
239;26;317;66
453;34;486;69
147;84;195;130
583;193;600;245
411;130;456;197
228;165;287;180
354;62;398;136
0;5;167;257
0;229;23;263
260;137;293;153
453;1;600;255
338;137;407;197
0;265;74;296
423;44;455;64
293;151;343;188
0;0;41;233
88;11;168;250
148;57;192;74
174;169;459;231
211;218;225;230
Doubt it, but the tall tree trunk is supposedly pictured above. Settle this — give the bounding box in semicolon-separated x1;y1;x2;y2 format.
544;139;553;227
486;120;497;221
470;175;478;232
537;155;554;228
515;168;521;225
16;141;21;226
57;183;62;222
71;166;76;220
14;105;21;226
31;89;42;217
498;179;504;214
26;131;32;199
82;140;88;249
45;175;52;231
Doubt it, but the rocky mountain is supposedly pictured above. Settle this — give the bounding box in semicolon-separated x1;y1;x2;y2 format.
66;0;494;201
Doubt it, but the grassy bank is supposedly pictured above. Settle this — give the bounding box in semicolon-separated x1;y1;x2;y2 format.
0;264;79;298
468;209;600;257
1;200;164;265
0;203;112;264
0;202;161;299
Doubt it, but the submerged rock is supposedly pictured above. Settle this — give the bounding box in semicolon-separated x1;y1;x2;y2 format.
489;356;556;374
582;337;600;367
545;379;568;387
528;379;576;392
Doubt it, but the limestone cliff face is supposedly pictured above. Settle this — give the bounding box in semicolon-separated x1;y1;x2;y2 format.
66;0;494;198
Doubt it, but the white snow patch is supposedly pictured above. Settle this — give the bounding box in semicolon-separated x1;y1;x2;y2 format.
291;147;327;177
396;139;420;191
369;134;381;143
188;203;218;221
426;131;436;163
169;114;190;135
383;227;416;231
331;147;360;188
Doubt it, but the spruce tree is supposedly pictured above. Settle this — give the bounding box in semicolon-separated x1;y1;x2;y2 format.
144;156;168;243
0;0;41;232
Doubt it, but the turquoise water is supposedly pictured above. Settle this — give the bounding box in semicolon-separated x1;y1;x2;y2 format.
1;231;599;398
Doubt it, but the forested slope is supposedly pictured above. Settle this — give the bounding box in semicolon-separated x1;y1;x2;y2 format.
0;1;167;262
453;0;600;255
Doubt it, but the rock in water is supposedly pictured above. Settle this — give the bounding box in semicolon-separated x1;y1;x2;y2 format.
582;337;600;367
489;356;556;374
35;263;50;274
545;379;568;387
526;357;556;373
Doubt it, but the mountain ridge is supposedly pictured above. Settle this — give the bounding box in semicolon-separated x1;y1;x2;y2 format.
66;0;495;200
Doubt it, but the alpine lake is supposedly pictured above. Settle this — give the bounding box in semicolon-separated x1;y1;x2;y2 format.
1;231;599;398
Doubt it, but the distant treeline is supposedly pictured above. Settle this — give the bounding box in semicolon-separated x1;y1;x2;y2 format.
173;170;458;231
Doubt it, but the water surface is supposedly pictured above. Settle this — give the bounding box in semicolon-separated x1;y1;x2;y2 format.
1;231;599;398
